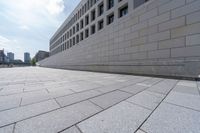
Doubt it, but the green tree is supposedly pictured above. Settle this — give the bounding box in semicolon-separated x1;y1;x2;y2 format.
31;58;36;66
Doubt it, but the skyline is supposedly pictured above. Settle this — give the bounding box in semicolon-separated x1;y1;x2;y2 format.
0;0;81;60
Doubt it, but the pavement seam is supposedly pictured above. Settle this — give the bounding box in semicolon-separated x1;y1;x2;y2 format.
75;125;84;133
164;101;200;113
12;123;16;133
133;80;179;133
125;101;152;111
57;84;153;133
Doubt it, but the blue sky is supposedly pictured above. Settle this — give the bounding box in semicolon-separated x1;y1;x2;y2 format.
0;0;80;60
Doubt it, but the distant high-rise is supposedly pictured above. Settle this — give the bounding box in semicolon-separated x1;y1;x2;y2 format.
7;52;14;61
24;52;31;63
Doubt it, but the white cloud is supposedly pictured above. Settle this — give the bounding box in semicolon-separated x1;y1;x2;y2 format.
46;0;65;15
19;25;30;30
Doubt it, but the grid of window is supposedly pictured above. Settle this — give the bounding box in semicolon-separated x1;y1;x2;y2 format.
50;0;150;56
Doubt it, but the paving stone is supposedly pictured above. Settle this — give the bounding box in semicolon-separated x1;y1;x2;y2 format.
90;90;132;109
21;89;74;106
14;101;102;133
177;80;197;87
127;91;164;110
0;88;23;96
56;90;102;107
135;129;146;133
78;101;151;133
165;91;200;111
0;97;21;112
136;78;163;87
61;126;81;133
120;84;148;94
142;103;200;133
0;124;14;133
147;79;177;95
173;85;199;95
0;100;59;127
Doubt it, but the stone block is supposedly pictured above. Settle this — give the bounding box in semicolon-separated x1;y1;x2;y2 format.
78;101;151;133
186;34;200;46
142;103;200;133
14;101;101;133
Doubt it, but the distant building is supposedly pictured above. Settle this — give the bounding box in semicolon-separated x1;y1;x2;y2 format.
34;50;49;62
7;52;14;62
24;52;31;63
0;50;5;64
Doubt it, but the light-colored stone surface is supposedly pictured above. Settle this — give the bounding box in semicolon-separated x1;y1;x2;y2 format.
61;126;81;133
0;67;199;133
141;103;200;133
0;100;59;127
90;90;132;109
127;91;164;110
0;125;14;133
78;101;151;133
14;101;101;133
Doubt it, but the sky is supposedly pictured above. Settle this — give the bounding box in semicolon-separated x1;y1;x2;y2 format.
0;0;80;60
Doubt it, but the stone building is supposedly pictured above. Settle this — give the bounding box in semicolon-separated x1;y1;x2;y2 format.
39;0;200;78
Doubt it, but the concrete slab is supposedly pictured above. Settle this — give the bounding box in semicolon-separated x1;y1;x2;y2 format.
78;101;151;133
147;79;177;95
127;91;164;110
141;103;200;133
0;100;59;127
120;84;148;94
14;101;102;133
0;97;21;112
90;90;132;109
0;125;14;133
56;90;102;107
61;126;81;133
173;85;199;95
165;91;200;111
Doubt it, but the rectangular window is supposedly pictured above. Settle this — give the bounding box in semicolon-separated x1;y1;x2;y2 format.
85;15;89;26
70;29;72;37
76;35;79;44
73;37;75;45
80;19;84;29
91;9;96;21
91;24;96;34
108;0;114;10
70;39;72;47
134;0;149;9
85;29;89;38
98;2;104;16
76;23;79;32
107;13;114;25
98;19;104;30
73;26;75;34
67;41;69;49
119;4;128;18
80;32;84;41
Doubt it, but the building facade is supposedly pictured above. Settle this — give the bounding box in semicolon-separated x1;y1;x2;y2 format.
0;50;5;64
24;52;31;63
34;51;49;62
39;0;200;78
7;52;14;62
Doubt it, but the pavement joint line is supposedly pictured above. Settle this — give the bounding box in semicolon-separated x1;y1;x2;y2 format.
75;125;83;133
58;84;153;133
138;128;148;133
19;98;22;106
125;101;153;111
0;89;130;128
88;100;104;110
133;80;179;133
163;101;200;113
54;98;62;108
12;123;16;133
45;88;50;93
196;81;200;95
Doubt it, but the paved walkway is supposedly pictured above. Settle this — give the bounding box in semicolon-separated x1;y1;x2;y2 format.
0;67;199;133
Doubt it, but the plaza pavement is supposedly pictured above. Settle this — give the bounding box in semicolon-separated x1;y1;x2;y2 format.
0;67;199;133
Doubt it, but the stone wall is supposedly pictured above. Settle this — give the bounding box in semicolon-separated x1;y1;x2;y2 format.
39;0;200;78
